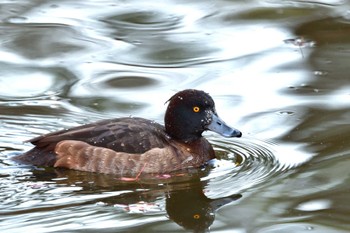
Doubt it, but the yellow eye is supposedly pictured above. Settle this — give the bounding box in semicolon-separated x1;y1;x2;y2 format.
193;214;200;219
193;106;200;112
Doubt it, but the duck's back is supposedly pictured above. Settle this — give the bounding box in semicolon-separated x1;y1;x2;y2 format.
16;117;168;166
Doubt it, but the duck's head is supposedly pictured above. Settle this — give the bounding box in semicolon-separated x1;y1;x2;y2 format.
165;89;242;142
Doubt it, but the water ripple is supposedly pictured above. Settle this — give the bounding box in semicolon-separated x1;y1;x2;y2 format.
202;137;290;198
101;10;182;31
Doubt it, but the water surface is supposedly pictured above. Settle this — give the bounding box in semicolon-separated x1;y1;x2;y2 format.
1;0;350;232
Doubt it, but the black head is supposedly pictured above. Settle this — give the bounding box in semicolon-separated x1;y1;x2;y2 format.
164;89;242;142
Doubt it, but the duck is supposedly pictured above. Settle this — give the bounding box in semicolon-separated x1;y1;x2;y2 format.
14;89;242;176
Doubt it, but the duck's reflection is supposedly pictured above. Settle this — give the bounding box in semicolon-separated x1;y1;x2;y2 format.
165;184;241;232
31;168;242;232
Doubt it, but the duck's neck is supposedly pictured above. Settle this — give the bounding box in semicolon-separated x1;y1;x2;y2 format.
165;123;202;143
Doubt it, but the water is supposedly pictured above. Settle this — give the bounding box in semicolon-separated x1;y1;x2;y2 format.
1;0;350;232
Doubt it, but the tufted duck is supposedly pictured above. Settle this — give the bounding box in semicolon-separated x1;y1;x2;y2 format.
14;89;242;176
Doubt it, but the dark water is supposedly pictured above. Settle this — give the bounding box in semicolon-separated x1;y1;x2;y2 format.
1;0;350;232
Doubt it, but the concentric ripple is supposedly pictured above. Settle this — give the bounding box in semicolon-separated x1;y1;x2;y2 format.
202;136;290;198
102;10;182;31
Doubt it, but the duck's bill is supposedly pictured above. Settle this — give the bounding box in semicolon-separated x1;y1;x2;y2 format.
207;113;242;138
